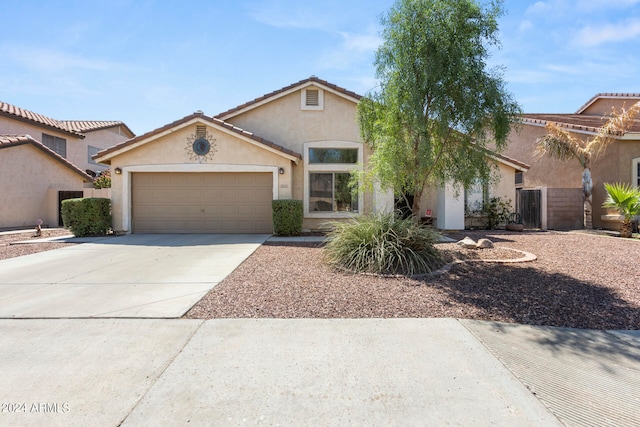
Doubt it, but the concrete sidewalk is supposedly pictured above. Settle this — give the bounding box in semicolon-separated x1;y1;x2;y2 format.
2;318;638;426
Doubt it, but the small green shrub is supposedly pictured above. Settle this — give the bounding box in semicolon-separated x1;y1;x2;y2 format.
93;169;111;189
323;212;443;276
272;200;303;236
61;198;112;237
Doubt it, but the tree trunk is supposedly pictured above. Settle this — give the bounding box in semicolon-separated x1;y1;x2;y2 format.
582;168;593;230
584;196;593;230
620;220;633;238
412;187;424;221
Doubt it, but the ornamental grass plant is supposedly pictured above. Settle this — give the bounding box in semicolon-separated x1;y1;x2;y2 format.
323;212;443;276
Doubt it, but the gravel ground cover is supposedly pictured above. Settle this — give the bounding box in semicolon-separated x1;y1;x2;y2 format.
0;228;75;260
187;231;640;330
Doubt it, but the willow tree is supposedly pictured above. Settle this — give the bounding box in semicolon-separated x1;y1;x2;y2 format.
535;101;640;229
357;0;520;218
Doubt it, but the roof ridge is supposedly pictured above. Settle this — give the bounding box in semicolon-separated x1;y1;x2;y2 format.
215;76;363;119
0;100;84;137
575;93;640;114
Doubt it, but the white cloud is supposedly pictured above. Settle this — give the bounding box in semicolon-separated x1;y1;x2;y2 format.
574;19;640;46
518;20;534;32
247;1;332;31
2;45;131;73
525;1;552;15
339;32;382;53
319;30;381;71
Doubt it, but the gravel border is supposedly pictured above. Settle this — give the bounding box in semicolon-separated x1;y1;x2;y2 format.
187;230;640;330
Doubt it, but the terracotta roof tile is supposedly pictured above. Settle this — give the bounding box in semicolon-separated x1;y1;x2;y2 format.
0;101;84;137
0;134;92;181
1;100;135;138
60;120;135;136
215;76;363;119
94;111;302;161
575;93;640;114
522;113;640;134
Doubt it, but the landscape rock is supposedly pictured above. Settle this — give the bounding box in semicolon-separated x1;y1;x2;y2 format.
457;236;477;249
476;238;494;249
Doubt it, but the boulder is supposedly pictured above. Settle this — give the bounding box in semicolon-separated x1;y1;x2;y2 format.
457;236;477;249
476;238;494;249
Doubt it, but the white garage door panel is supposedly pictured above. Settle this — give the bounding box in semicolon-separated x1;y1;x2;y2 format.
132;172;273;233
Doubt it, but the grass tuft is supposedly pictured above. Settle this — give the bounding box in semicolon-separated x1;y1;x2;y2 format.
323;213;443;276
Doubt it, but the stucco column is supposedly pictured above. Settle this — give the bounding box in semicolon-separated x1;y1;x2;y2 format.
437;184;465;230
373;182;394;214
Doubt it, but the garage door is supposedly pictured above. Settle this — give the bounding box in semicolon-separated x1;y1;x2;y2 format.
131;172;273;233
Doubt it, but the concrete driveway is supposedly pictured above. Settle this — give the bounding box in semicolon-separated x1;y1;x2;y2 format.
0;234;268;318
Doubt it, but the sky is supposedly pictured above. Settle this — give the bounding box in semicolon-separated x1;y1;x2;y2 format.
1;0;639;135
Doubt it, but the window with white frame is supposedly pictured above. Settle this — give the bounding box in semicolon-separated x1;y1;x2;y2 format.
301;87;324;110
465;178;489;213
42;133;67;158
304;142;362;216
633;157;640;187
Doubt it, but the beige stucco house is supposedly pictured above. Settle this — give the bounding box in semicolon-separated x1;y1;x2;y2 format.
503;93;640;230
0;135;91;228
0;101;134;228
95;77;528;234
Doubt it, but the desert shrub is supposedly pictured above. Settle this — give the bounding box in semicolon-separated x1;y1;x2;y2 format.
323;212;443;276
486;197;512;229
272;200;303;236
93;169;111;189
61;198;112;237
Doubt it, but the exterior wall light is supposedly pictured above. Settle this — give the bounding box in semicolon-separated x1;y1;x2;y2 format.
279;167;285;175
114;167;122;175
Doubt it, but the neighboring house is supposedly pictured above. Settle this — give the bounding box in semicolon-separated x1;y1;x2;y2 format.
0;101;135;176
0;135;91;228
503;93;640;230
0;101;134;229
94;77;528;234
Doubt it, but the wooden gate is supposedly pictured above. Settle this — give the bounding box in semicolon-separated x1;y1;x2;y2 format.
518;189;541;229
58;191;83;226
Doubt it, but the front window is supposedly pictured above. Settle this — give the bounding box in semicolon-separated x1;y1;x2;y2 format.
634;158;640;187
309;172;358;212
304;141;363;217
309;148;358;164
465;179;489;213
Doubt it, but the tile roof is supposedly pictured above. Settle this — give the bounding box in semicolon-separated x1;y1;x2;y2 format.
94;111;303;161
0;134;92;181
215;76;363;120
1;100;134;138
522;113;640;134
1;101;83;137
575;93;640;114
61;120;134;136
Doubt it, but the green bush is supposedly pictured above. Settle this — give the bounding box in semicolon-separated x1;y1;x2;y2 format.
323;212;443;276
272;200;303;236
486;197;512;230
61;198;112;237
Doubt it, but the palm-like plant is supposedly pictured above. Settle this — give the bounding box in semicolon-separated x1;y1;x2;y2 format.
602;183;640;238
535;101;640;229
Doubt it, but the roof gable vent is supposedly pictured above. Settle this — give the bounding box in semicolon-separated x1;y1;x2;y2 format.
301;87;324;111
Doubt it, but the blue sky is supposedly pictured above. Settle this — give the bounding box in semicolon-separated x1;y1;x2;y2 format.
1;0;639;135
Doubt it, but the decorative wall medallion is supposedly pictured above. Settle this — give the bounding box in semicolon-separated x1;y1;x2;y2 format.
186;131;217;163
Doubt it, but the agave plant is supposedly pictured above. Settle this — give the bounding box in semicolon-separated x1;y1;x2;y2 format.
602;183;640;238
